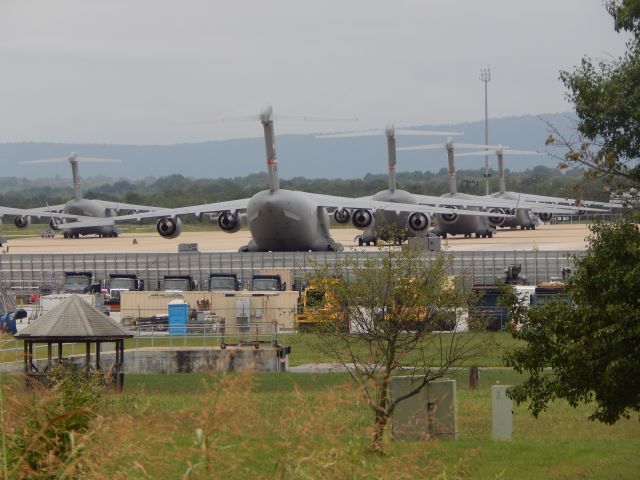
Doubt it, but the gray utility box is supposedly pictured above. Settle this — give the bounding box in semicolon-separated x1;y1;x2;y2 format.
404;236;441;252
178;243;199;253
391;377;458;441
491;384;513;441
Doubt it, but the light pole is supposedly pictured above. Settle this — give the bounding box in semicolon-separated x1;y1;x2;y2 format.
480;66;491;195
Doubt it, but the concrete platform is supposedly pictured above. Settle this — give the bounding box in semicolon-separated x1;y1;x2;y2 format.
1;224;590;254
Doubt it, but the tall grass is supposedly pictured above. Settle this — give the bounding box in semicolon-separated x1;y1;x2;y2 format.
0;370;638;479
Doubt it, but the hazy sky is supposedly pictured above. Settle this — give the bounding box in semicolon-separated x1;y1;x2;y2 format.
0;0;628;145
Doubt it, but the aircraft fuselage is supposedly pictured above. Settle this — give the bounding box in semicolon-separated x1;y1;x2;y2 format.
243;189;341;252
62;199;118;237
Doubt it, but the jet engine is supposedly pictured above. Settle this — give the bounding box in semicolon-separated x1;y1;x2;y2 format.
217;210;244;233
407;212;431;232
439;207;458;225
351;209;374;229
487;208;506;227
105;208;116;217
539;212;553;222
576;209;586;216
49;217;62;230
14;215;31;229
333;208;351;224
156;216;182;239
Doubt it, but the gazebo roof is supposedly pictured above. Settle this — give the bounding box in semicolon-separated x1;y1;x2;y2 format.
15;294;133;341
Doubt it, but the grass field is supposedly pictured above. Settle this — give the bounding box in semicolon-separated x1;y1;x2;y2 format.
2;331;639;479
0;332;522;367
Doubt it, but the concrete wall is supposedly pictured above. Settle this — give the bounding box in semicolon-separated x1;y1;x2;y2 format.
0;347;288;375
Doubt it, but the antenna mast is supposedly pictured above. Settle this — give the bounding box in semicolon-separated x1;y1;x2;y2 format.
479;66;491;195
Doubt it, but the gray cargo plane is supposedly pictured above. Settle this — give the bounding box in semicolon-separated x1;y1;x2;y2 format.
19;153;160;238
450;145;619;225
456;146;542;229
0;205;90;231
322;129;584;243
398;139;604;238
318;126;463;245
58;106;516;252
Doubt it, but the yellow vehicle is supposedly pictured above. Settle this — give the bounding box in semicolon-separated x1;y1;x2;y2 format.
295;278;346;332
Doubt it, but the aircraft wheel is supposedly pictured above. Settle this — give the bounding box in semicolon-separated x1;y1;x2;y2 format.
488;232;493;238
358;237;364;247
442;233;447;239
63;232;68;239
521;225;525;230
531;225;536;230
475;233;480;238
113;232;118;238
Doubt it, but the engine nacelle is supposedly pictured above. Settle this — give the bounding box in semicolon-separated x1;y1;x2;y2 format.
217;210;244;233
539;212;553;222
439;207;458;225
352;209;374;229
14;215;31;229
105;208;116;217
487;208;506;227
576;209;586;216
407;212;431;233
333;208;351;224
156;216;182;239
49;217;63;230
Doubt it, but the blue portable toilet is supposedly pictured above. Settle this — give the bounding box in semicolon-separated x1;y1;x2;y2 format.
168;300;188;335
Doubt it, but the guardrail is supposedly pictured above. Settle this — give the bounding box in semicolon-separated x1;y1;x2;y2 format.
0;322;282;365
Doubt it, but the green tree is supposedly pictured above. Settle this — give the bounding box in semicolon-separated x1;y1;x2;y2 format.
550;0;640;193
505;222;640;423
306;246;490;454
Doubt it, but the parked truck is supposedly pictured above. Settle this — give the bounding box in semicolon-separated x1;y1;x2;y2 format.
208;273;241;291
104;273;145;311
63;272;101;294
163;275;197;292
251;274;286;292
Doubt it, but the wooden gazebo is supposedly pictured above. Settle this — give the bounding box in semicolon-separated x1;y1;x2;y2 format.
15;295;133;390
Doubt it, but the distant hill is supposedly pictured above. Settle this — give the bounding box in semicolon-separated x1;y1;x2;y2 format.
0;112;576;180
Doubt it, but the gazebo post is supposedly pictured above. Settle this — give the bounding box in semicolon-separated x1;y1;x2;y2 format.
47;342;52;370
28;342;34;371
58;342;62;362
23;341;28;373
96;341;101;372
85;341;91;378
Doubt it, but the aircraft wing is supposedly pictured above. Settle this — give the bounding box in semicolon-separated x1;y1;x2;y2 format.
0;206;92;221
51;198;252;230
92;200;165;213
512;192;622;209
305;193;515;218
408;193;584;212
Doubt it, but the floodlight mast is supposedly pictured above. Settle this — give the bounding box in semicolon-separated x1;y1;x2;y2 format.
479;66;491;195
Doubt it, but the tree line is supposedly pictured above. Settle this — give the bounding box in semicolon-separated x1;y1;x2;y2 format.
0;165;609;210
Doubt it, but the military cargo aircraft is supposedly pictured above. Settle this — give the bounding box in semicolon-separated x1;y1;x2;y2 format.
398;139;606;238
18;154;161;238
321;128;587;243
56;106;517;251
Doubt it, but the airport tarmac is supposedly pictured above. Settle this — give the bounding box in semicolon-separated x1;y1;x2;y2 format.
1;224;590;254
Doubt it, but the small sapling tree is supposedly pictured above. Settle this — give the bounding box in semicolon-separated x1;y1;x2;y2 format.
307;245;491;454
